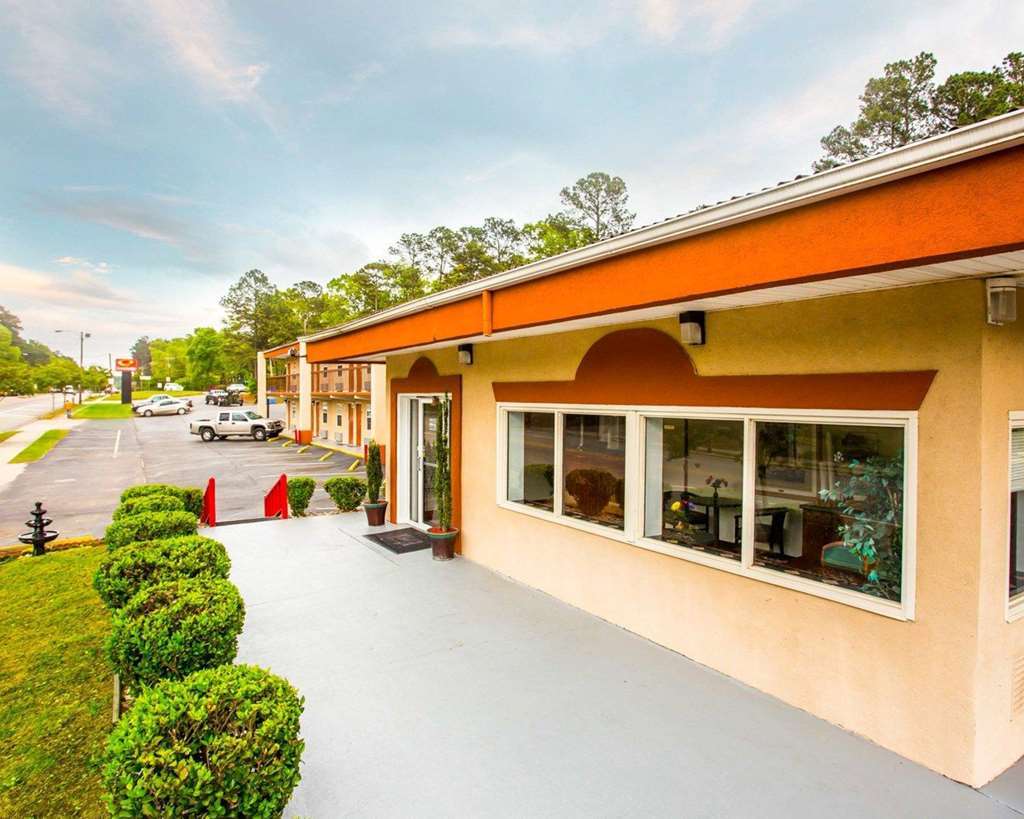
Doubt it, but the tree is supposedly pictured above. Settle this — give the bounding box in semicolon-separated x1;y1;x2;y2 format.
327;262;426;318
34;357;81;392
0;326;33;395
130;337;152;374
186;328;226;389
523;213;595;259
219;270;290;352
280;281;329;338
81;365;109;392
559;172;635;241
149;338;189;385
477;217;527;269
933;70;1012;130
814;50;1024;171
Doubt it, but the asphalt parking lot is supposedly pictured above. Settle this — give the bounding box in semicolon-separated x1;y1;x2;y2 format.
0;408;362;543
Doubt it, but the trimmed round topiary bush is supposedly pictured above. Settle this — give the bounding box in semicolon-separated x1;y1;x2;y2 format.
104;510;198;551
287;477;315;517
324;476;366;512
112;493;185;521
103;664;304;818
120;484;203;518
106;577;245;688
93;535;230;610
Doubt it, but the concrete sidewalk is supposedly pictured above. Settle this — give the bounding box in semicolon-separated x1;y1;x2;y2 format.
0;413;84;496
214;515;1018;819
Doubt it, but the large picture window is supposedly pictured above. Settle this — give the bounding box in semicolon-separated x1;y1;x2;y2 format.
753;421;905;602
644;417;744;560
507;411;555;512
563;414;626;530
498;404;915;619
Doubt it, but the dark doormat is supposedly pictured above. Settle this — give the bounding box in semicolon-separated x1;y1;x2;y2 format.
365;528;432;555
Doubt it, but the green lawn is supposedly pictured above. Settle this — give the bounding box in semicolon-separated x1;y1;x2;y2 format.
73;403;132;420
9;430;68;463
0;546;109;817
0;431;15;444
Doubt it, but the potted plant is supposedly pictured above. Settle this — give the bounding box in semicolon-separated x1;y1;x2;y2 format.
363;440;387;526
426;395;457;560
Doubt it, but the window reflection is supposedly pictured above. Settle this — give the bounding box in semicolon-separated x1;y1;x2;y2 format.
563;414;626;530
507;412;555;512
753;421;904;601
644;418;744;560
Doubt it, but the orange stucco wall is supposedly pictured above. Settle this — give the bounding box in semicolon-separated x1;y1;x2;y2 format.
384;278;1024;786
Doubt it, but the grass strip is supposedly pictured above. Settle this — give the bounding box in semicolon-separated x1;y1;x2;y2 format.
0;545;109;817
9;430;68;464
73;403;132;420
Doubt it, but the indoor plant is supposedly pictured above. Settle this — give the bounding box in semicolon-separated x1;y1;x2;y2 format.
363;440;387;525
427;395;458;560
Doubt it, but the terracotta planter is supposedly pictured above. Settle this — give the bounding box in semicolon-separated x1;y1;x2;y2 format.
363;501;388;526
427;527;458;560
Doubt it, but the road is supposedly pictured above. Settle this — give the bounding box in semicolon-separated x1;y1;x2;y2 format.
0;394;58;433
0;409;363;543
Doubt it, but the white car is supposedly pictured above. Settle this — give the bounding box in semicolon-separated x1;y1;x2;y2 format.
226;383;248;393
135;398;191;417
163;382;184;391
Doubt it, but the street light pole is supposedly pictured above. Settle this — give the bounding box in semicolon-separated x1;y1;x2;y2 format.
55;329;91;405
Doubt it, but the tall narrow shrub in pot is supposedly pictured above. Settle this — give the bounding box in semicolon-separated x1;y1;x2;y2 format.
427;395;457;560
363;440;387;526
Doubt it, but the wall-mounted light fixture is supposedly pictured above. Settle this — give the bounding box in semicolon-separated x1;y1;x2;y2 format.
987;277;1019;326
679;311;706;345
457;343;474;365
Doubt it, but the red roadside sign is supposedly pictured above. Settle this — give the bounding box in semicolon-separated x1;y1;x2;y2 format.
114;358;139;372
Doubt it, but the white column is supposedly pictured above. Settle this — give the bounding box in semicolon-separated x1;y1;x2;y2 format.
256;351;267;414
297;341;313;444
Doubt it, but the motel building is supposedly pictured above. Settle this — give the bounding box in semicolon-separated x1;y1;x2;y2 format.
256;346;384;451
257;110;1024;787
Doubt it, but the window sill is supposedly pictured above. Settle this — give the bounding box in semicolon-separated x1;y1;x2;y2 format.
497;500;633;545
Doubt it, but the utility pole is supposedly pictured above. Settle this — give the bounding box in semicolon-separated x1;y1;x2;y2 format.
55;329;91;405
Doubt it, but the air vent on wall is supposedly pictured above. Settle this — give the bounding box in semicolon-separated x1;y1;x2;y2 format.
1012;654;1024;718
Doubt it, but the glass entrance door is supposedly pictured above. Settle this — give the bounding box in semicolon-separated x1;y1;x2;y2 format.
418;400;440;528
404;397;440;528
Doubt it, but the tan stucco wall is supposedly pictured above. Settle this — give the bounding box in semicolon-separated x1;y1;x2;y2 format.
976;300;1024;782
387;278;1022;785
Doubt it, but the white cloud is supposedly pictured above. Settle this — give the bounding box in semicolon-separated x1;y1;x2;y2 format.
428;1;771;54
0;0;271;126
129;0;268;104
1;0;118;124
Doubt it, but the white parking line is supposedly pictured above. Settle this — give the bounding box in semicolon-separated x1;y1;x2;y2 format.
113;430;121;458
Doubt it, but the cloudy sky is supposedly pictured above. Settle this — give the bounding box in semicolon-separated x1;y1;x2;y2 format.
1;0;1021;365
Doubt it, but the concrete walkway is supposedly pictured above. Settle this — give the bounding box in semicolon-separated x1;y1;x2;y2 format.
214;515;1019;818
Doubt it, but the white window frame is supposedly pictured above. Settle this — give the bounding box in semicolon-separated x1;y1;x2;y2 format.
1007;412;1024;622
496;401;917;621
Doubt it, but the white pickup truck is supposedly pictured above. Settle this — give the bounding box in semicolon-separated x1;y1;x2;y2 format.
189;410;284;442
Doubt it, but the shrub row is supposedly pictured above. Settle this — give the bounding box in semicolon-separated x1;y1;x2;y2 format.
121;483;203;517
285;475;369;515
97;482;304;816
94;535;230;610
104;510;198;551
107;577;245;689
